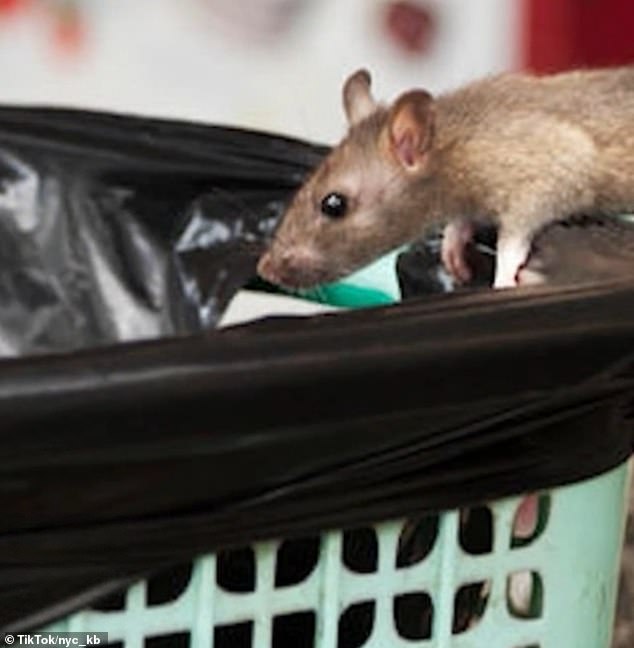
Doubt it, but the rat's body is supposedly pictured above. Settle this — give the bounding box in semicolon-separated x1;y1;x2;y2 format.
258;66;634;289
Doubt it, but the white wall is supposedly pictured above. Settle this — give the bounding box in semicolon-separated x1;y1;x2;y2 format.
0;0;521;144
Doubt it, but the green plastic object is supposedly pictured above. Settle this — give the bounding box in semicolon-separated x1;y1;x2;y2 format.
293;248;404;308
44;462;630;647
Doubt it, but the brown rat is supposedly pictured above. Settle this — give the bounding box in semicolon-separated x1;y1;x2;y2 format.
257;66;634;289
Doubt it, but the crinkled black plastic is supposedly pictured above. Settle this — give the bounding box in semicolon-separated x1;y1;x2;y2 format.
0;107;631;631
0;106;326;354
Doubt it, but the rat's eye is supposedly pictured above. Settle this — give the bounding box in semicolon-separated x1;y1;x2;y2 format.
320;192;348;218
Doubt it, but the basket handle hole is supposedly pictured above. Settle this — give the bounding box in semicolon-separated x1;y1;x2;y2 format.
273;611;316;648
215;621;253;648
275;536;320;587
338;601;375;648
147;562;193;606
396;515;439;567
452;580;490;634
459;506;493;555
393;591;433;640
507;571;544;619
511;495;551;548
217;546;256;593
144;633;189;648
343;527;378;573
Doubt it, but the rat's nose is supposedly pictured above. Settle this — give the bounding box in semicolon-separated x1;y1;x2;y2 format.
258;247;320;287
257;249;297;283
257;251;276;282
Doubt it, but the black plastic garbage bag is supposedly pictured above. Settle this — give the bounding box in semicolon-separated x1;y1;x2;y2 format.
0;107;327;354
0;107;631;632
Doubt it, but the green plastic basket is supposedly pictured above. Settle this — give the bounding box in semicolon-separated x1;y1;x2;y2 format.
43;252;631;647
44;463;630;648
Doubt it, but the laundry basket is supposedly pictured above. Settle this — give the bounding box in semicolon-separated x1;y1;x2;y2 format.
43;461;630;648
42;254;632;648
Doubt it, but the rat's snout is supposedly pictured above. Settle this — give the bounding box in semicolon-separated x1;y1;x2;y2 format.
257;246;324;288
257;250;277;282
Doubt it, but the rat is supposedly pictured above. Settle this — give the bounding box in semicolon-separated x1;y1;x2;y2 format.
257;66;634;289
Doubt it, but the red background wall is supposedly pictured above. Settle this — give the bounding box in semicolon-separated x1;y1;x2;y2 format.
523;0;634;72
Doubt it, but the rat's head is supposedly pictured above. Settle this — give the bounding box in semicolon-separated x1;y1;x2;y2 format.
258;69;437;289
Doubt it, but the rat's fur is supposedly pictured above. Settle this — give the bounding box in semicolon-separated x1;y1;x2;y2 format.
258;66;634;289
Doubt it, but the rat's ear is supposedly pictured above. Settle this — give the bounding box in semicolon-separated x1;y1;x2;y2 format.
343;69;377;126
386;90;435;172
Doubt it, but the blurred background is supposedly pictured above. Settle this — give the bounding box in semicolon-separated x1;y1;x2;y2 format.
0;0;633;144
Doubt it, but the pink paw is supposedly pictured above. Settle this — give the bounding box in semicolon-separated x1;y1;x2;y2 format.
441;221;474;284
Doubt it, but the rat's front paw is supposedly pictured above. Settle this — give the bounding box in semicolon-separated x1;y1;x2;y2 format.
442;245;472;283
441;220;474;284
493;233;531;289
492;273;518;289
